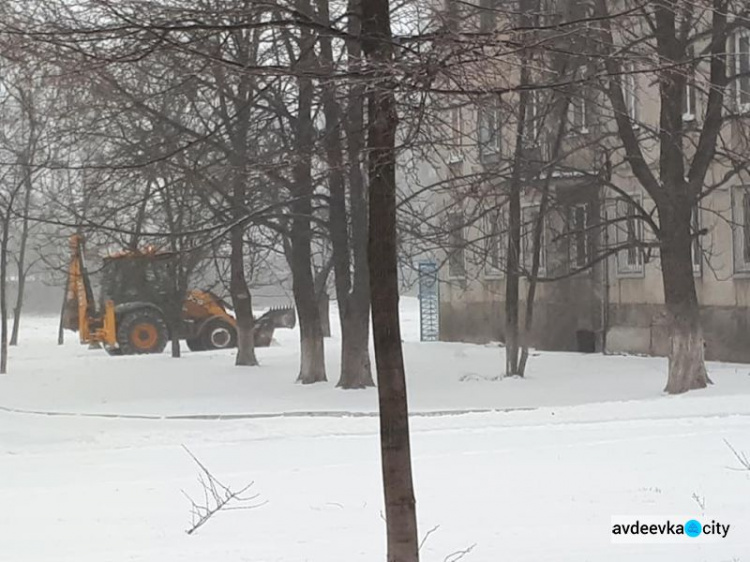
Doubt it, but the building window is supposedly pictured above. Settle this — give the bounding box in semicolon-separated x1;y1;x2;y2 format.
484;211;505;277
683;47;697;122
522;205;546;276
569;95;588;133
683;79;697;121
732;188;750;273
622;64;639;123
478;97;501;159
449;105;463;160
692;206;702;276
523;89;541;143
568;203;590;269
568;68;589;133
447;212;466;277
615;196;644;276
731;29;750;112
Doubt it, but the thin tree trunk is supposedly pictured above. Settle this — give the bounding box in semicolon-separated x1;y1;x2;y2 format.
363;0;419;559
10;164;33;347
230;225;258;367
162;180;184;359
1;215;9;374
345;0;374;389
58;273;68;345
317;0;372;388
504;60;529;377
518;92;571;375
169;312;182;358
314;260;333;338
128;178;153;251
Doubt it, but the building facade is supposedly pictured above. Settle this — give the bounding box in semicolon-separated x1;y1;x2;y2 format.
425;0;750;362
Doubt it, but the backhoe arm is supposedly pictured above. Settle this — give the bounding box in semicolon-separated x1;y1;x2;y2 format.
62;235;116;346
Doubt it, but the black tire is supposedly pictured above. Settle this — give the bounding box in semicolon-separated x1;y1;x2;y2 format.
116;309;169;355
201;318;237;350
185;338;205;352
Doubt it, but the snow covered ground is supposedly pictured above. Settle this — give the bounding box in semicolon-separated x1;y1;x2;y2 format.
1;298;750;561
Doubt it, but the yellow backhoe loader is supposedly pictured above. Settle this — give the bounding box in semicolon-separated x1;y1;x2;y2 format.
62;235;295;355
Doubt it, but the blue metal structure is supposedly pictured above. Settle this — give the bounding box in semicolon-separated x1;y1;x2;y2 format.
418;260;440;342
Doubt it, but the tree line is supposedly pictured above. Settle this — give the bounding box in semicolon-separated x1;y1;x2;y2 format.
0;0;748;559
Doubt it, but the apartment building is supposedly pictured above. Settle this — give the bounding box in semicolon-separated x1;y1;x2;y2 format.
427;0;750;362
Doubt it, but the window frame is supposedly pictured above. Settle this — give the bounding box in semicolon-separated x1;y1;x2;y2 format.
732;187;750;275
731;28;750;113
523;89;541;143
568;202;590;270
449;105;463;162
568;95;589;134
615;195;645;277
683;47;697;122
622;63;640;125
477;97;502;159
568;68;590;135
483;210;506;278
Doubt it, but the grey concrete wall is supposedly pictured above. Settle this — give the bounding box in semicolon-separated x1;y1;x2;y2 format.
442;296;750;363
440;274;604;353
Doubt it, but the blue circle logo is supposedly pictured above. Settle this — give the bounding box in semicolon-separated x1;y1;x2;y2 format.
685;519;702;538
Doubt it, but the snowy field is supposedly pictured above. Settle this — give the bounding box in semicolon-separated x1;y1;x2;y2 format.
1;297;750;561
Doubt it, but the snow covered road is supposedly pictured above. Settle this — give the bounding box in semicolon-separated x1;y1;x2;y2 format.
1;300;750;561
2;400;749;562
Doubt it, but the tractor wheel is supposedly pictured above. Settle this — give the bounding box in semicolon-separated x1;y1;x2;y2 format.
201;318;237;350
185;338;205;352
116;309;169;355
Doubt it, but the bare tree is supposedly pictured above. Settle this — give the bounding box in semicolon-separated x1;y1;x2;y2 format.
593;0;749;393
363;0;420;559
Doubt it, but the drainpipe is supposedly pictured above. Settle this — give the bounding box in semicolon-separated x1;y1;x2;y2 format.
601;198;610;354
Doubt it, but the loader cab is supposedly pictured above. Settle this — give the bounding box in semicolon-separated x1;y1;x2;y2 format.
100;251;177;311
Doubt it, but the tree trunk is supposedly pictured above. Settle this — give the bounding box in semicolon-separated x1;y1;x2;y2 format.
518;91;570;376
10;166;32;347
317;293;331;338
338;292;373;389
10;269;26;347
230;225;258;367
292;0;326;384
291;234;327;383
170;333;181;358
363;0;419;559
326;0;374;389
660;204;709;394
0;215;9;374
58;273;68;345
504;65;529;377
